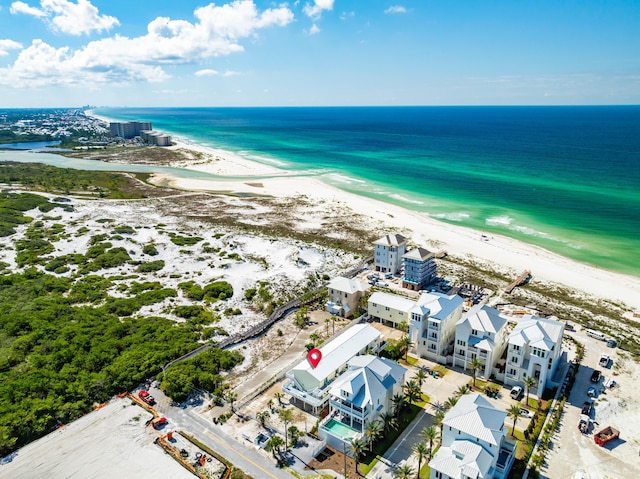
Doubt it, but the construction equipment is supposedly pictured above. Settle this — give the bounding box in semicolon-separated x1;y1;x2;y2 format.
138;390;156;406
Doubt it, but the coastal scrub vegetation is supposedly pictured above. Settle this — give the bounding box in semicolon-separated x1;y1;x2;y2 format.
0;268;223;456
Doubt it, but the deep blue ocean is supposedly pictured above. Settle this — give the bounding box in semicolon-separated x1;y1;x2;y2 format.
94;106;640;276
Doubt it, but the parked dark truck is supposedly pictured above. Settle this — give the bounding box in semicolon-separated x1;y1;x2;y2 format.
594;426;619;446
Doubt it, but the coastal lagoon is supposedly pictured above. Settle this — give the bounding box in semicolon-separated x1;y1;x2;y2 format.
94;106;640;277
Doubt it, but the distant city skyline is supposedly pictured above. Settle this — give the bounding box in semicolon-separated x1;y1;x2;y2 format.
0;0;638;107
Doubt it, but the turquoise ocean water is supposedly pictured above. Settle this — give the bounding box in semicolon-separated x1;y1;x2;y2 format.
89;106;640;277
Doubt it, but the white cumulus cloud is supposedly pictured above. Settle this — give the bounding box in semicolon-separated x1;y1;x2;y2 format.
303;0;334;19
309;23;320;35
384;5;407;14
0;39;23;56
0;0;294;88
195;69;219;76
11;0;119;35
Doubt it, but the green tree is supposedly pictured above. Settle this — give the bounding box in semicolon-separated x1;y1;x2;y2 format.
309;332;320;346
469;357;483;388
404;379;422;404
274;392;285;406
434;410;446;439
414;369;428;387
455;384;470;397
278;407;294;450
380;411;397;434
265;434;284;460
444;396;458;411
256;410;270;428
412;441;430;478
397;320;409;333
226;391;237;412
392;393;406;417
394;463;415;479
365;420;383;452
420;426;439;458
524;376;537;406
400;334;414;361
507;403;523;437
350;437;366;475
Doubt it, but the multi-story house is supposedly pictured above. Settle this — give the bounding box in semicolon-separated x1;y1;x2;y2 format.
282;324;383;415
504;316;565;396
429;393;516;479
319;355;406;453
325;276;370;319
409;292;464;363
373;233;407;274
453;305;509;380
367;291;463;363
402;247;437;291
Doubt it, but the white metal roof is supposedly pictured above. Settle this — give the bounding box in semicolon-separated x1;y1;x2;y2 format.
291;324;382;383
402;247;434;261
443;393;506;446
457;305;507;334
429;439;493;479
509;316;564;350
327;276;370;295
416;291;463;320
369;291;416;313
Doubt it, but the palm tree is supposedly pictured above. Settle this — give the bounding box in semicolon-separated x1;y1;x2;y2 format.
324;317;331;335
455;384;470;397
412;441;430;478
331;316;337;335
274;392;285;406
394;463;415;479
524;376;537;406
265;434;284;460
400;334;414;361
392;393;406;417
309;332;320;346
469;357;483;388
397;320;410;333
443;396;458;411
404;379;422;404
380;411;398;434
278;407;294;450
365;420;383;452
434;410;446;440
267;398;274;412
226;391;237;412
350;437;366;475
256;410;270;428
420;426;439;458
507;403;523;437
414;369;428;387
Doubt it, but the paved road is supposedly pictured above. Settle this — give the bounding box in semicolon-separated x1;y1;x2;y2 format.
148;385;293;479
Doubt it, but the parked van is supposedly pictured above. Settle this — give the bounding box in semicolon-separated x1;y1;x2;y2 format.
586;329;606;341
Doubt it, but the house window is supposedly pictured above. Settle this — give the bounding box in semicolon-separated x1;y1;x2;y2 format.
471;329;478;335
430;321;438;329
512;344;520;351
511;356;518;364
431;332;437;339
385;306;390;311
344;293;348;298
372;303;377;307
508;368;516;375
458;350;465;356
457;339;466;346
429;344;436;350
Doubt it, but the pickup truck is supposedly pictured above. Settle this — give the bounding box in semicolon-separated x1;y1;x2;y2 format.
138;390;156;406
599;354;610;368
590;370;602;383
594;426;620;446
581;401;593;416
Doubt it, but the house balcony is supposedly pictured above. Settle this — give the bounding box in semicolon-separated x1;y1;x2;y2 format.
282;381;329;409
330;399;367;420
495;439;517;478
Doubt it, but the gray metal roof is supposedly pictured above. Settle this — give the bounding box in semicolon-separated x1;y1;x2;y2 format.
457;305;507;334
443;393;507;446
509;316;564;350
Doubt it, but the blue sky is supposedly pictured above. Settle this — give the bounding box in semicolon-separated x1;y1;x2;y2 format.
0;0;638;107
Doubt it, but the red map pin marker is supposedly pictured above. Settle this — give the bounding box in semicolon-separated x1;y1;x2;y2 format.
307;348;322;369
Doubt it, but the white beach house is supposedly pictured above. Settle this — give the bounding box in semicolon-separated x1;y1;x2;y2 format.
325;276;370;319
373;233;407;274
453;305;509;380
319;355;406;453
429;393;516;479
504;316;565;396
282;324;383;415
367;290;463;363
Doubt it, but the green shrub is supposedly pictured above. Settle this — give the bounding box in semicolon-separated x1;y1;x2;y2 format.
137;260;165;273
112;225;135;235
142;244;158;256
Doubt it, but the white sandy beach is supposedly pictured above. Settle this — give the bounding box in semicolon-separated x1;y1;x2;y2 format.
151;139;640;311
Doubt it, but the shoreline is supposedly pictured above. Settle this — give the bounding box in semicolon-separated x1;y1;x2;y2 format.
86;112;640;310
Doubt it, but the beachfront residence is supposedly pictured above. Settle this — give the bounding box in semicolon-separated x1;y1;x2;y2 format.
453;305;509;380
319;355;406;454
367;291;463;363
402;247;437;291
325;276;370;318
282;324;383;416
373;233;407;274
504;316;565;396
429;393;516;479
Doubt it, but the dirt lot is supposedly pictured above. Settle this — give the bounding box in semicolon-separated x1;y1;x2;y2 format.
542;328;640;479
0;397;193;479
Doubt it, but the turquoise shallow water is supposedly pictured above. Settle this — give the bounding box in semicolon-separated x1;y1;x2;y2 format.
90;106;639;277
